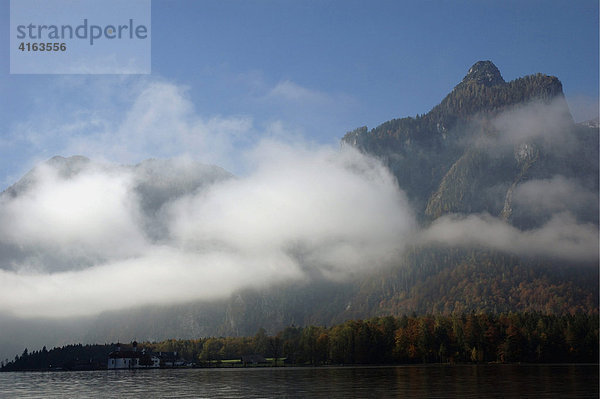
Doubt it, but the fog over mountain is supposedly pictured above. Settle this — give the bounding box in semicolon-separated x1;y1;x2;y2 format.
0;61;597;361
343;61;598;261
415;98;598;262
0;144;414;318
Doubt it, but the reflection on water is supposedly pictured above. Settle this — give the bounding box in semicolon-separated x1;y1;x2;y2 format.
0;364;597;398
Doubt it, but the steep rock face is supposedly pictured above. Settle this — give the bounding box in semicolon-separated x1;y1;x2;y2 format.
424;147;503;219
342;61;593;226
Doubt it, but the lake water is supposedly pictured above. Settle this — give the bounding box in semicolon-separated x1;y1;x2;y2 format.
0;364;597;398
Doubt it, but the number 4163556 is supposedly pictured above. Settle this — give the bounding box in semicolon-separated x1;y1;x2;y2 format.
18;42;66;51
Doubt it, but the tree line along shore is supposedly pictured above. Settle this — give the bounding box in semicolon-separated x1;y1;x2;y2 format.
2;312;598;371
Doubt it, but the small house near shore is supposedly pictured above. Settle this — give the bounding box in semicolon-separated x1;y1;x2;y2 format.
107;341;160;369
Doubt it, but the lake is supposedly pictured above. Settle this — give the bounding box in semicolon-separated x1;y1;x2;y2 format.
0;364;597;398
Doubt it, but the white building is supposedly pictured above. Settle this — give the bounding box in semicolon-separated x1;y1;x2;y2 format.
107;342;160;369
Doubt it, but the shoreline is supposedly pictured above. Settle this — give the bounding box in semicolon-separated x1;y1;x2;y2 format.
3;362;599;373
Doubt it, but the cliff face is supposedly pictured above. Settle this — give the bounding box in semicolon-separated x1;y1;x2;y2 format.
342;61;595;228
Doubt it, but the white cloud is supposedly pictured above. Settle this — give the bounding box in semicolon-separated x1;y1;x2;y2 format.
0;247;303;318
420;212;598;263
268;80;333;104
0;163;147;271
512;175;598;217
7;78;256;175
61;81;255;170
168;142;414;279
490;97;576;149
0;142;415;317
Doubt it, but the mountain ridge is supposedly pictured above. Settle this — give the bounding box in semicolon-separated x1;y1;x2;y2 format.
342;61;589;225
0;61;597;359
80;62;598;342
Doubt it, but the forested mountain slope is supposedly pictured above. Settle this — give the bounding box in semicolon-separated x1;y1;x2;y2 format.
88;62;599;342
1;62;596;351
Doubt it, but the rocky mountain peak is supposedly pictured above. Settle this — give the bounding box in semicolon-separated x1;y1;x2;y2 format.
461;60;505;87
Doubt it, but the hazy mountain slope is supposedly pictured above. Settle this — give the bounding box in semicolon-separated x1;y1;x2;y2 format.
77;247;598;344
2;155;233;204
1;62;597;357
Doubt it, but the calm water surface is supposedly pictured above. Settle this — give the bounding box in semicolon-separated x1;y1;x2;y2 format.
0;364;597;398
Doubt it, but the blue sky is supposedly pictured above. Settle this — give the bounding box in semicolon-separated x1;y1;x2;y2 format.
0;0;598;187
